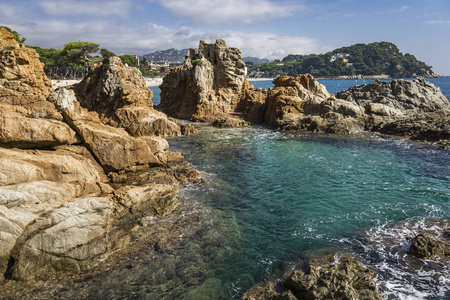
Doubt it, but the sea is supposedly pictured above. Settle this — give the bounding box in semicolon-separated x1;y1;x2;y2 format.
145;78;450;299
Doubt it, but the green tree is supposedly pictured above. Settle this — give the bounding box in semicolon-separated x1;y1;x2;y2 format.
1;26;26;43
119;54;137;67
62;41;99;71
100;48;116;63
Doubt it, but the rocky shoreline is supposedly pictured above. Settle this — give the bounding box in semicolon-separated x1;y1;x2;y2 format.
158;39;450;148
1;29;449;299
0;27;200;285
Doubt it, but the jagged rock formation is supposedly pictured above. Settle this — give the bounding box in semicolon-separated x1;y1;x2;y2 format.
263;76;450;142
409;233;450;261
0;27;78;148
0;28;201;282
264;74;335;131
158;39;263;125
73;56;182;137
158;39;449;146
241;255;382;300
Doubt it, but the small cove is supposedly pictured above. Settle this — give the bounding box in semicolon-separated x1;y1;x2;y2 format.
6;79;448;299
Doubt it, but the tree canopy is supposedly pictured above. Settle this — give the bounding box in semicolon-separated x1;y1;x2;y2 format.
248;42;434;78
62;41;99;70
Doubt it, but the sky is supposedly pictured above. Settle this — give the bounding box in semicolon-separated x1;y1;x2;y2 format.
1;0;450;74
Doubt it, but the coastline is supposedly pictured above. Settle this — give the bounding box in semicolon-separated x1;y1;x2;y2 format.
248;75;447;81
51;77;163;89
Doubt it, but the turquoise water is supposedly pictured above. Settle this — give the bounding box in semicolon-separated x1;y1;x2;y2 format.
149;78;450;299
169;127;450;299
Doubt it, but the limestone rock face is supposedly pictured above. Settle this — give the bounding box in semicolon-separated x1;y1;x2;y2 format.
0;147;107;186
0;108;79;148
0;28;78;148
158;39;258;124
264;74;334;130
8;196;115;281
0;146;111;278
74;57;181;137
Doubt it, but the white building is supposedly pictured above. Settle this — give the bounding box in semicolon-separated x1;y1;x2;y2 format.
330;53;350;62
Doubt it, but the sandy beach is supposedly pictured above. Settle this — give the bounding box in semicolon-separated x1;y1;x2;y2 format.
144;78;163;86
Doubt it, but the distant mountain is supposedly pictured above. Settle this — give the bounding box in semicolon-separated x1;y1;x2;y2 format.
249;41;436;78
243;57;272;65
140;48;190;62
140;49;272;66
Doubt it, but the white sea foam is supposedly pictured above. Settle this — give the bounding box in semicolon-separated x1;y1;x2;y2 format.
351;218;450;299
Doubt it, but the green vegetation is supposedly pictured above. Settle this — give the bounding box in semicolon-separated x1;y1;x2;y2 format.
30;41;100;79
1;26;26;43
248;42;434;78
30;43;160;79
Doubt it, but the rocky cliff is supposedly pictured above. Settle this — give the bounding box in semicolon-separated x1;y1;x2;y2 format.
0;28;200;282
73;57;186;137
158;39;264;125
0;27;77;148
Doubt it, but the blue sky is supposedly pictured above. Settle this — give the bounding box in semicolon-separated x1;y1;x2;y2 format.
1;0;449;74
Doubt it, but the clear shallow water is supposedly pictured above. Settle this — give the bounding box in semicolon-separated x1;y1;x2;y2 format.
168;126;450;299
148;78;450;299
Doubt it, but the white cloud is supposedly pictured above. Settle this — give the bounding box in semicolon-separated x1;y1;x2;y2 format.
14;15;327;61
39;0;131;16
209;32;330;59
158;0;303;24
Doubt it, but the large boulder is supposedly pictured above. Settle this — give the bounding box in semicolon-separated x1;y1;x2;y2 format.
0;108;79;148
0;146;111;279
264;74;336;131
158;39;261;124
0;28;78;148
73;56;182;137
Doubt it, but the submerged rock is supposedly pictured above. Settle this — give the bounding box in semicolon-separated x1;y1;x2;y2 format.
409;233;450;261
241;255;382;300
